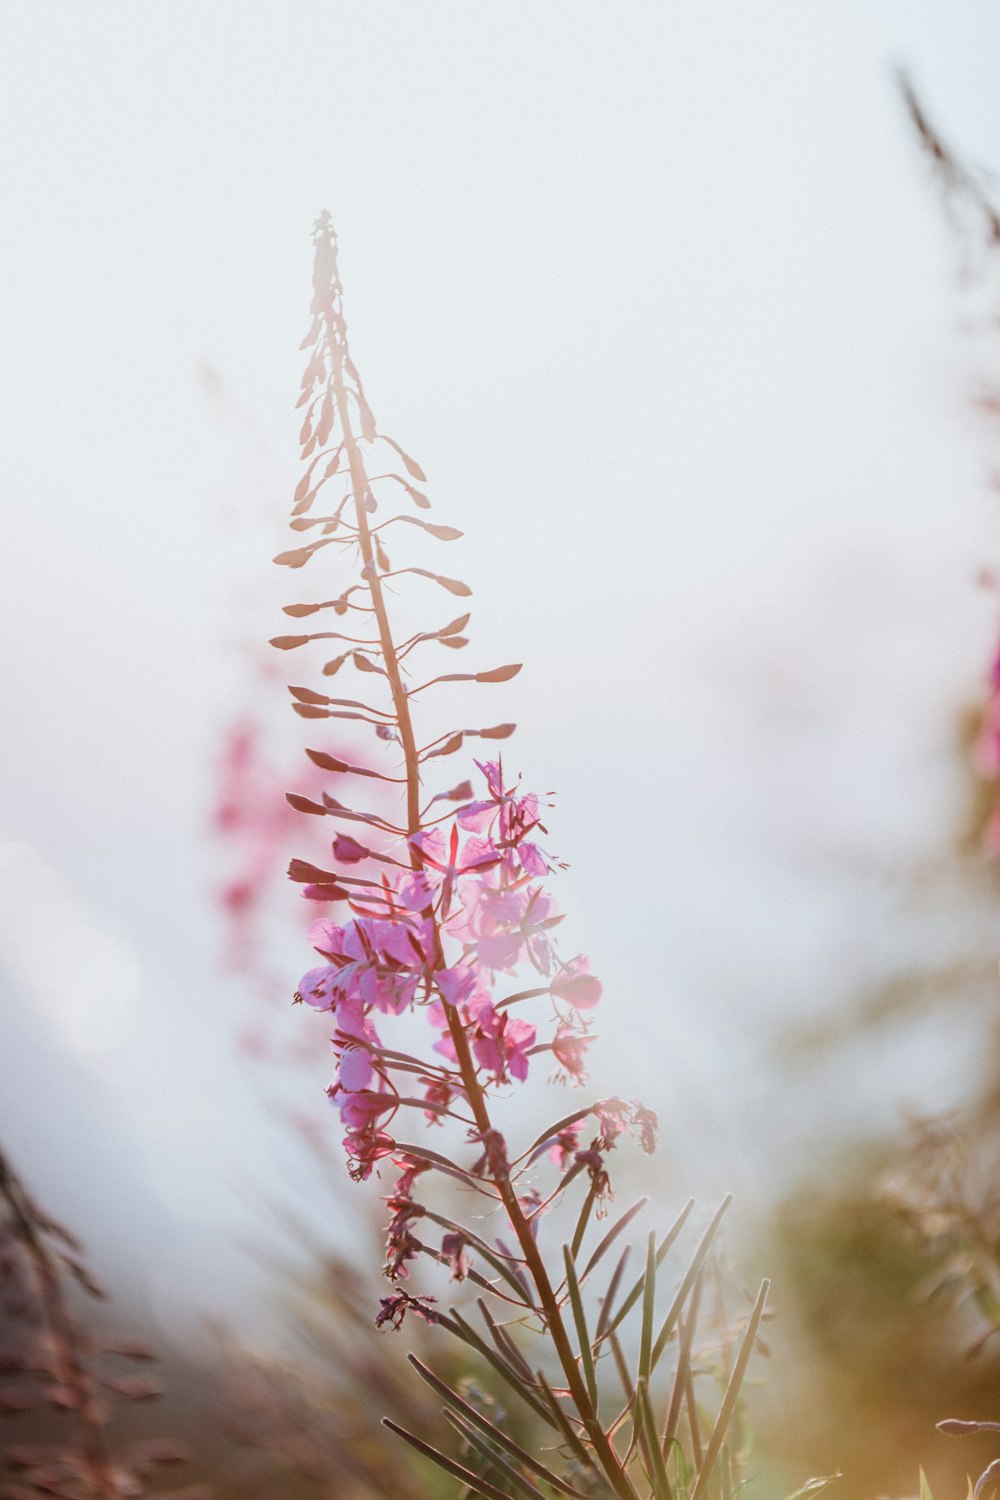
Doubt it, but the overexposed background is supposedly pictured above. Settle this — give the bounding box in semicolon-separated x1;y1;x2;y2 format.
2;0;1000;1333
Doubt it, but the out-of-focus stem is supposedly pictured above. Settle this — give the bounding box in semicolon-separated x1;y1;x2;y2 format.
0;1147;117;1500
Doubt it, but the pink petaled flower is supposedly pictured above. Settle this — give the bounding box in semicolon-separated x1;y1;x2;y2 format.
332;1087;397;1181
410;824;500;918
552;1025;591;1083
551;955;603;1011
374;1291;438;1331
455;759;517;833
330;994;382;1093
469;1004;537;1085
396;868;437;912
295;964;341;1010
476;885;562;975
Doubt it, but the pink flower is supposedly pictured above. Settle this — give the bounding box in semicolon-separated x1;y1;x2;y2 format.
551;955;603;1010
470;1004;536;1085
410;824;500;917
552;1025;591;1082
296;964;341;1009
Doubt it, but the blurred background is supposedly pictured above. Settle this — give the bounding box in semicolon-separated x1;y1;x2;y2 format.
4;2;1000;1495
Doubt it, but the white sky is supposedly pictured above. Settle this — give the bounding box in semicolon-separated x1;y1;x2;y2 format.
3;0;1000;1329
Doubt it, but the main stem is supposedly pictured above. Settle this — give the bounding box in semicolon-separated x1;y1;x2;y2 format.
328;341;637;1500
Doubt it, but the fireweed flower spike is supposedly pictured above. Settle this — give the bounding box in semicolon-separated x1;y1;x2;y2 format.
275;212;769;1500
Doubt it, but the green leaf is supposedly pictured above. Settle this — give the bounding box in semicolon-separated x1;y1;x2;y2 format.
535;1369;603;1480
580;1198;649;1284
650;1198;732;1372
443;1410;550;1500
563;1245;597;1410
638;1377;674;1500
597;1199;696;1346
689;1279;769;1500
382;1418;517;1500
639;1231;657;1387
441;1310;554;1426
595;1246;631;1341
407;1356;588;1499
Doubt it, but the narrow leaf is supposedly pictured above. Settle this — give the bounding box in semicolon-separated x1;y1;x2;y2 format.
381;1419;516;1500
581;1199;649;1284
407;1360;589;1499
661;1274;702;1454
442;1410;550;1500
688;1280;769;1500
563;1245;597;1410
778;1476;842;1500
597;1199;696;1346
570;1181;598;1262
535;1370;601;1478
650;1198;732;1371
523;1107;593;1162
421;1211;534;1307
639;1232;657;1387
441;1311;554;1424
638;1378;673;1500
596;1246;631;1342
